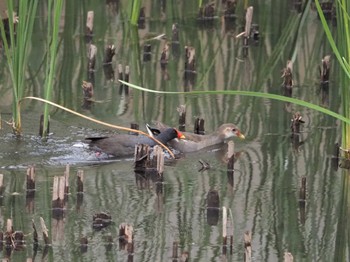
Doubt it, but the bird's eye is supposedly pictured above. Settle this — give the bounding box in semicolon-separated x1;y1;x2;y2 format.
232;128;236;132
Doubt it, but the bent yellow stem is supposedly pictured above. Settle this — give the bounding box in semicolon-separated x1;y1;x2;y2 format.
19;97;175;158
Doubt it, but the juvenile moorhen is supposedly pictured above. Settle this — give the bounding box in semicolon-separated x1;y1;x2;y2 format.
148;123;245;153
86;128;185;157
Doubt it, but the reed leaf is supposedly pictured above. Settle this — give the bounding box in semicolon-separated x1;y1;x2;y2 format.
130;0;141;25
119;80;350;125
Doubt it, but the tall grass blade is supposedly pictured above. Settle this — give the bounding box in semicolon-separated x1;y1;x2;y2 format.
119;80;350;125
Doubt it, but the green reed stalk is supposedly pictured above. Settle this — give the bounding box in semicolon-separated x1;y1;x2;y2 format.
0;0;38;135
41;0;63;137
129;0;141;25
198;0;203;8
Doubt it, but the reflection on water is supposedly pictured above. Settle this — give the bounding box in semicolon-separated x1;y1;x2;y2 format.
0;1;347;261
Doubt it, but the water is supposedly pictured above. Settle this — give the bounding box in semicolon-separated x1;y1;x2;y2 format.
0;1;347;261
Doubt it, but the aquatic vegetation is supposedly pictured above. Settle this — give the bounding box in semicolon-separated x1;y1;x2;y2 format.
0;0;38;135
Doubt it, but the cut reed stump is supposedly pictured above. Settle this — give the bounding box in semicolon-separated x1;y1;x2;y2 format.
180;252;189;262
290;112;304;151
134;144;151;190
82;80;94;109
150;145;165;178
134;144;151;172
171;23;180;58
235;6;253;57
32;219;38;247
0;173;4;205
130;123;139;135
93;212;112;230
319;55;331;106
26;166;35;213
64;164;70;197
194;118;205;135
5;219;25;251
184;46;196;73
172;241;179;260
160;42;170;69
77;170;84;194
207;190;219;226
80;236;88;253
119;223;134;253
222;206;227;254
316;2;335;21
332;143;340;171
299;176;306;201
222;207;233;254
251;24;260;41
52;176;66;219
198;3;215;20
85;11;94;43
226;141;235;187
26;166;35;196
103;64;114;81
82;81;94;99
284;252;294;262
87;44;97;72
40;217;51;245
76;170;84;209
224;0;237;18
282;60;293;96
299;176;306;224
244;6;253;43
103;45;116;64
103;45;115;81
320;55;331;83
39;114;50;137
143;44;152;62
105;235;114;251
293;0;302;13
244;231;252;262
184;46;196;88
177;105;186;131
149;145;165;196
290;112;304;134
118;64;130;95
138;7;146;29
0;230;3;251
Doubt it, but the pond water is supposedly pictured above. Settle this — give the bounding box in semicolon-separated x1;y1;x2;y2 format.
0;1;348;261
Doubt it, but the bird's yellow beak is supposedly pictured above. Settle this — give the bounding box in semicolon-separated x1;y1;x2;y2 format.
237;132;245;139
177;130;186;139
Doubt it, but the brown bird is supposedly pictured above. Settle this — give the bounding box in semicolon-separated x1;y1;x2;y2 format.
148;123;245;153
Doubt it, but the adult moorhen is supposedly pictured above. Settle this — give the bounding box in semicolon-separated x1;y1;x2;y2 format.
86;128;185;157
148;123;245;153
